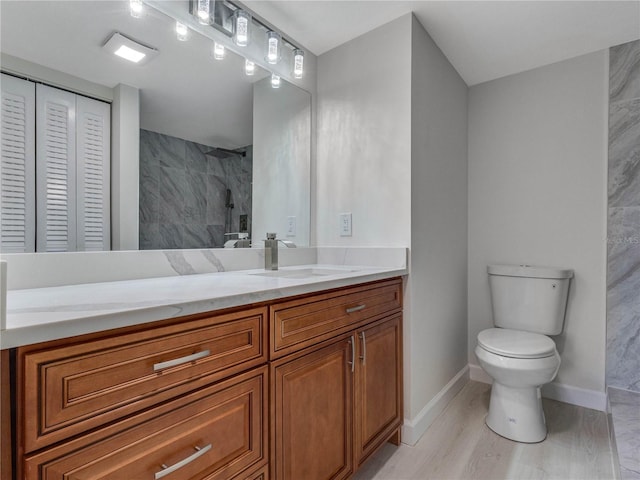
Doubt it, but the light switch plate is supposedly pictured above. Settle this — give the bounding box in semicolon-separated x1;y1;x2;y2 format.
286;216;296;237
339;213;352;237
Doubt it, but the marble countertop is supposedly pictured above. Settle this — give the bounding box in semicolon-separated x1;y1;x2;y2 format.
1;264;406;349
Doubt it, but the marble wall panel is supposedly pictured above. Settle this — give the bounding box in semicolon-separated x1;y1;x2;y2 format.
609;99;640;207
610;40;640;104
139;129;252;249
607;40;640;392
185;141;208;173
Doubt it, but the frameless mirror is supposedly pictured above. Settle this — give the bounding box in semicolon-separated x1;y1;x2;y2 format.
0;0;311;250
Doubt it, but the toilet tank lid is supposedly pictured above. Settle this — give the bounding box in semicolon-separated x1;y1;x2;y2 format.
488;264;573;279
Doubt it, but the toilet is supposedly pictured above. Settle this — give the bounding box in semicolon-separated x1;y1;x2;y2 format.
475;264;573;443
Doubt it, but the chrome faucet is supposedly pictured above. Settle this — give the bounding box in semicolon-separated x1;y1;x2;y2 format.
264;233;278;270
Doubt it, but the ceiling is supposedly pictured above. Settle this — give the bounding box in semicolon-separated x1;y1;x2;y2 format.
245;0;640;86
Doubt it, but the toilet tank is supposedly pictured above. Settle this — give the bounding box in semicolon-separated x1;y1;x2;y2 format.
488;264;573;335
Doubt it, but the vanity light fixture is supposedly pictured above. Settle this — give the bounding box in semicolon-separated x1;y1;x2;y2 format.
293;49;304;78
245;59;256;76
129;0;143;18
266;31;281;64
271;73;281;88
176;21;189;41
103;32;158;65
196;0;212;24
213;42;225;60
233;9;251;47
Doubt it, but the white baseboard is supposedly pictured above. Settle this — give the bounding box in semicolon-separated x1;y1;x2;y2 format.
469;363;607;412
542;382;607;411
401;365;469;446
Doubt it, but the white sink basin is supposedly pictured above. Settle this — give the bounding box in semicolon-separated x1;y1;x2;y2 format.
250;267;359;279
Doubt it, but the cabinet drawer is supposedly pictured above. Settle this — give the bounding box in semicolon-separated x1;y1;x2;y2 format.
21;307;267;452
25;367;268;480
270;279;401;358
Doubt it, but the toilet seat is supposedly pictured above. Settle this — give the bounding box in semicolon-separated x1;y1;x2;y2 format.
477;328;556;359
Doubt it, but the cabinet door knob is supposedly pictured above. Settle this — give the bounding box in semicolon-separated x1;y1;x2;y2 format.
155;443;212;479
359;331;366;365
153;349;211;372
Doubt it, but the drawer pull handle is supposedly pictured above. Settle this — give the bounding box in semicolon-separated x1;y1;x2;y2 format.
359;331;366;365
155;444;212;479
346;304;366;314
153;350;211;372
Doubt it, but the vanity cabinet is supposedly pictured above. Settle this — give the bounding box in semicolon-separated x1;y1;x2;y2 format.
270;279;403;480
4;277;402;480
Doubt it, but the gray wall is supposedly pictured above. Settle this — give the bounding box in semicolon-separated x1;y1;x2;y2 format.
139;129;252;249
607;40;640;392
468;51;609;397
316;15;412;247
409;15;468;427
316;13;469;443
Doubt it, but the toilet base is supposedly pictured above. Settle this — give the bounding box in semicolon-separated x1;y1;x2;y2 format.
486;382;547;443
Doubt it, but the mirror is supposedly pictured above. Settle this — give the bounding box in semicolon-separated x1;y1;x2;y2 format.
0;0;311;250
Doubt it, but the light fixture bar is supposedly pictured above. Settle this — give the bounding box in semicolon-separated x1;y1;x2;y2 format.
188;0;302;51
225;0;301;51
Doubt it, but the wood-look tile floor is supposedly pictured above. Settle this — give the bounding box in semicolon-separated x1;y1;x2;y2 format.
354;381;615;480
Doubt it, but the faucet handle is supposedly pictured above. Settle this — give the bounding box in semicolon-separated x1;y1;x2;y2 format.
266;232;277;240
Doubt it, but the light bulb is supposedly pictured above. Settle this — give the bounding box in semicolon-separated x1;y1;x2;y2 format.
245;59;255;76
196;0;211;24
233;10;251;47
293;49;304;79
176;21;189;41
271;73;281;88
129;0;143;18
266;31;281;64
213;42;225;60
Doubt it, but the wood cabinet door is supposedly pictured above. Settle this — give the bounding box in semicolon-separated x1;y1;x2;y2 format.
354;315;403;466
272;338;354;480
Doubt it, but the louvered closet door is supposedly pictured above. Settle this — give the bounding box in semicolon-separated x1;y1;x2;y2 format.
76;96;110;250
1;74;36;253
36;84;77;252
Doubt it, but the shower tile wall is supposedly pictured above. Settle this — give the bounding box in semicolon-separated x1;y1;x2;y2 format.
607;40;640;392
139;129;252;249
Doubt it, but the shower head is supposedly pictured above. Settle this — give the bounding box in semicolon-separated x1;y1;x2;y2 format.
204;146;246;159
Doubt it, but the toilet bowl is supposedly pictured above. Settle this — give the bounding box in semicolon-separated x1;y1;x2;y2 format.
476;264;573;443
475;328;561;443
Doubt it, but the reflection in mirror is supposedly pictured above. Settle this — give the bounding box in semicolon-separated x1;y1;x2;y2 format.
0;0;311;251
